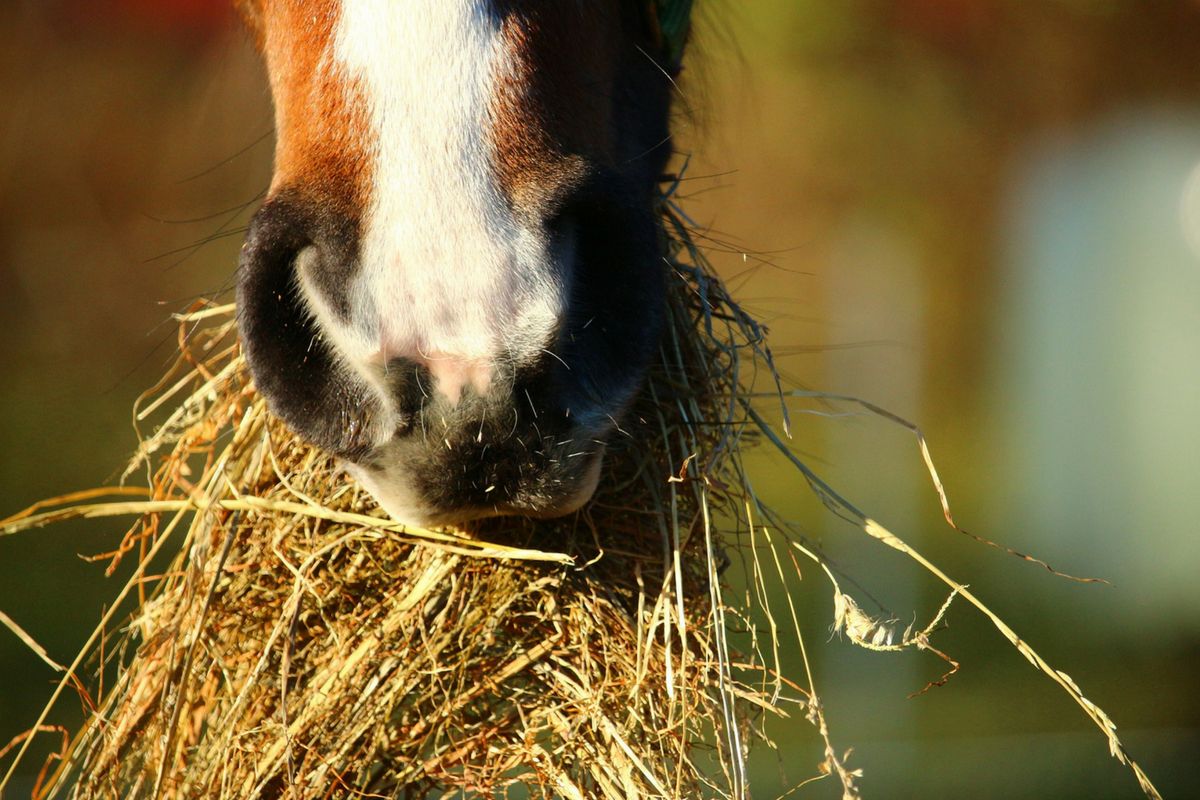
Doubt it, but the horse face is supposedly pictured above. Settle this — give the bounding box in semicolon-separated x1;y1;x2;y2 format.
236;1;678;525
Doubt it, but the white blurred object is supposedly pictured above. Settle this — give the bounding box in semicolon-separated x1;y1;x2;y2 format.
993;110;1200;636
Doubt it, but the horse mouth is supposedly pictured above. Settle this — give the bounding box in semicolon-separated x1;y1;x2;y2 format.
347;436;609;527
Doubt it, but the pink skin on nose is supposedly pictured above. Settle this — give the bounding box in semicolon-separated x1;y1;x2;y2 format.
371;313;495;404
370;346;493;406
421;352;493;405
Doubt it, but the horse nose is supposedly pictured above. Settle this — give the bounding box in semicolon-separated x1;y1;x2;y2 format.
238;193;628;526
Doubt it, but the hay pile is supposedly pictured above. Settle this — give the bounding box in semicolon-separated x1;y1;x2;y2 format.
2;202;805;799
0;196;1164;799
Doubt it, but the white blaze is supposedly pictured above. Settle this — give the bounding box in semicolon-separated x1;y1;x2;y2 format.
311;0;563;407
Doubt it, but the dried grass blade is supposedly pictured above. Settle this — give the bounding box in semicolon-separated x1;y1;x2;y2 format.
747;402;1162;800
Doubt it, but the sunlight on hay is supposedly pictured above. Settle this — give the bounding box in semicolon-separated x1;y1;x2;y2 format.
0;191;1162;800
0;197;825;799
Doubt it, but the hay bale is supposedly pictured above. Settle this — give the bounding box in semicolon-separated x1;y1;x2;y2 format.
15;203;791;799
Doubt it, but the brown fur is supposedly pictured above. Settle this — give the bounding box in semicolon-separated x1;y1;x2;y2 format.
238;0;371;216
489;4;623;217
240;2;642;221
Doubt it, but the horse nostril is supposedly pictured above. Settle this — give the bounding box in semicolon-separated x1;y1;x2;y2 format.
237;197;381;462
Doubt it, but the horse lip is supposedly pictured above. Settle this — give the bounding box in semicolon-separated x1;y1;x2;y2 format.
511;446;606;519
426;449;605;525
350;437;609;527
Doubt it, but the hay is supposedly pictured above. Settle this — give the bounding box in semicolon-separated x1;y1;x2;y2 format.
0;190;1164;799
0;193;801;799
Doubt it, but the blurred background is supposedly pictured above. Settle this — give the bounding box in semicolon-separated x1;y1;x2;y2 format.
1;1;1197;797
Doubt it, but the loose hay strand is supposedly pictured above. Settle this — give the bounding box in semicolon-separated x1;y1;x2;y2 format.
745;404;1164;800
0;611;66;674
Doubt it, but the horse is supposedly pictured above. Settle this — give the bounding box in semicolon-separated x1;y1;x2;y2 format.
234;1;692;526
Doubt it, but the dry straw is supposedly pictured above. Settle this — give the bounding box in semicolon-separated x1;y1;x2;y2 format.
0;186;1162;799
